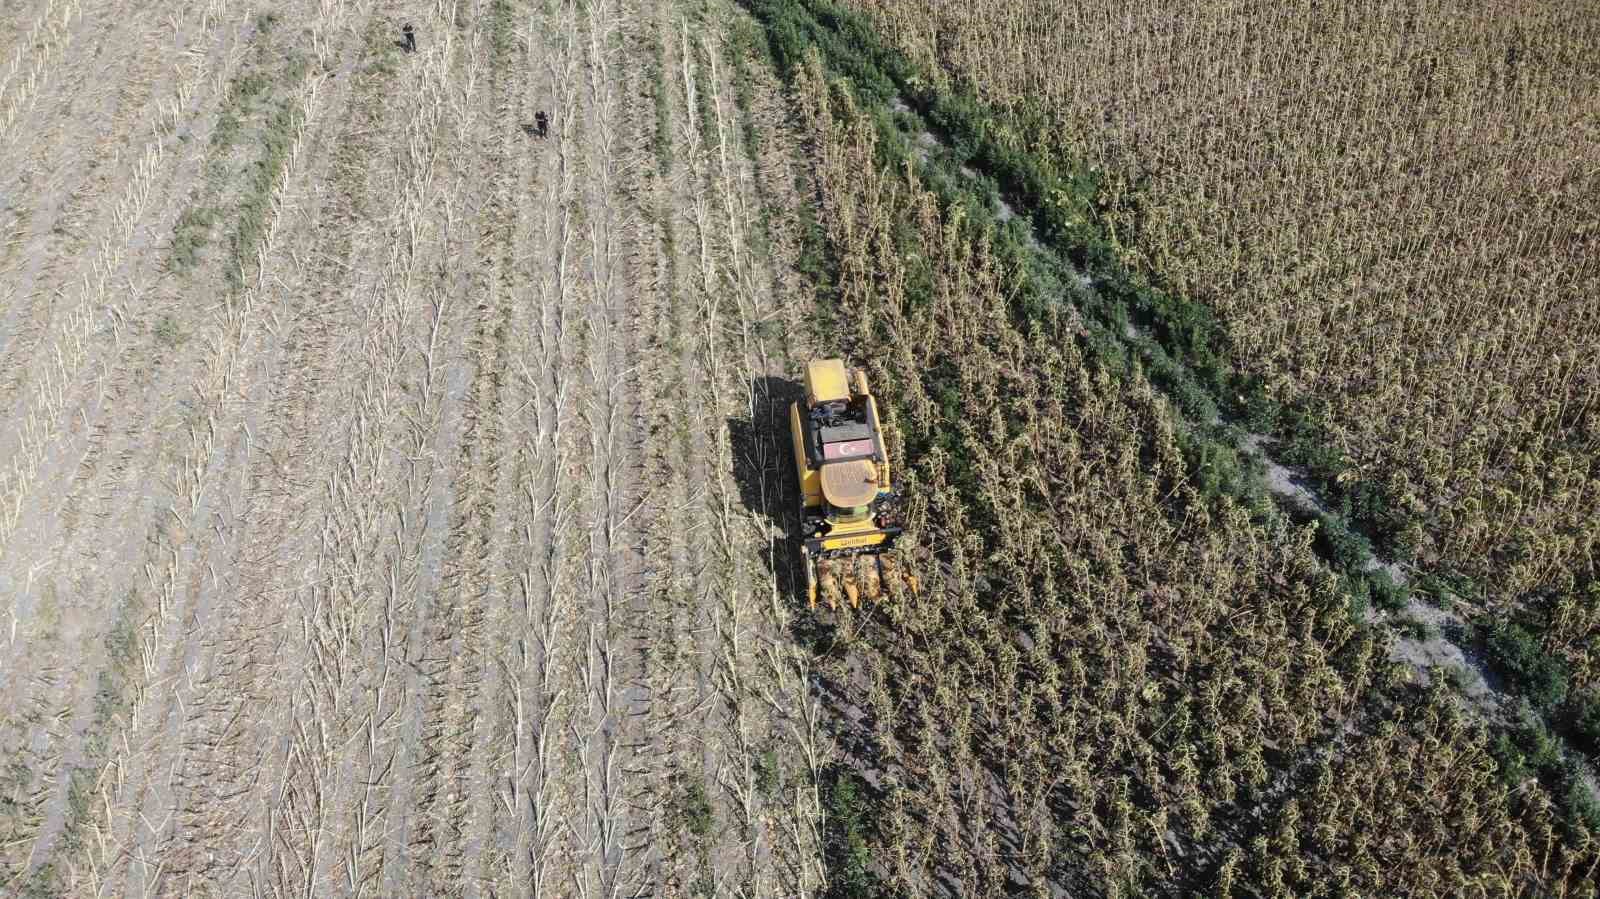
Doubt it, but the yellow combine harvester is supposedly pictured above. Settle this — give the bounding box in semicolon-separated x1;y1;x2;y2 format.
790;359;917;608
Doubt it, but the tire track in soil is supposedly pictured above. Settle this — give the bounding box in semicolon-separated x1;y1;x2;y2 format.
62;58;338;898
372;9;497;899
653;4;833;893
0;0;51;81
627;1;717;893
696;29;772;894
0;0;85;175
728;44;837;895
0;0;239;728
266;14;477;897
245;11;486;897
450;3;584;893
636;3;802;893
678;9;783;894
0;3;236;555
131;8;394;895
17;3;362;893
483;3;589;893
0;0;195;383
623;2;747;894
697;23;819;896
620;6;710;889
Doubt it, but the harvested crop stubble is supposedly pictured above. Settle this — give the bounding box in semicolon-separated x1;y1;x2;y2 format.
794;52;1599;897
842;0;1600;681
1;0;827;894
630;1;835;893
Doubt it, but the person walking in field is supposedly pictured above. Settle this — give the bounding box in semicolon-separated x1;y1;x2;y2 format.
401;23;416;53
535;110;549;138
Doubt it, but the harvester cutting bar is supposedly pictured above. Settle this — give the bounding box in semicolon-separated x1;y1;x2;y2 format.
805;551;920;609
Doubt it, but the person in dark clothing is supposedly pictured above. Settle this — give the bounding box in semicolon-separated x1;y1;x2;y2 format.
535;111;549;138
401;23;416;53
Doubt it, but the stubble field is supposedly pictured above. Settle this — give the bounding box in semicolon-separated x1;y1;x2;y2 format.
0;0;825;895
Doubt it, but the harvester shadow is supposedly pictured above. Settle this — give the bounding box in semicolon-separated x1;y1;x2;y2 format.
726;374;844;655
725;374;806;601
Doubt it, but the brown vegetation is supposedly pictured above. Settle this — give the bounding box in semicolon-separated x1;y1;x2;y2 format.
843;0;1600;686
796;51;1599;896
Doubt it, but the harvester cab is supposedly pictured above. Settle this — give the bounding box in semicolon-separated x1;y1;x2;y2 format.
790;359;919;608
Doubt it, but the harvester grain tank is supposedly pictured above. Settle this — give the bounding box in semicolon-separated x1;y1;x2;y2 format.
790;359;918;607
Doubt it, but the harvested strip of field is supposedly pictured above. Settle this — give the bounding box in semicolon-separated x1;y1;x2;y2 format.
0;0;827;895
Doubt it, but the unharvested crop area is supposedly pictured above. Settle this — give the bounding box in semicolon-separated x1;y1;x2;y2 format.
775;48;1600;895
843;0;1600;687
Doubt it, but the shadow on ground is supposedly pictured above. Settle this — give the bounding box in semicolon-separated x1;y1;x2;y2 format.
726;374;806;603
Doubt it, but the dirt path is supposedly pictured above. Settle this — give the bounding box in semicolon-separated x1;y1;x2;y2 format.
0;0;828;895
